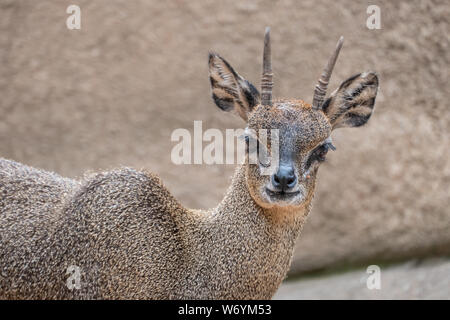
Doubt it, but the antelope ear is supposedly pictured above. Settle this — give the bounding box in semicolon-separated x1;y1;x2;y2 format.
322;72;379;129
209;53;260;121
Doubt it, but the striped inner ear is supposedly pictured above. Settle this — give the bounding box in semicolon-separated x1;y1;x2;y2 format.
324;72;378;129
208;53;259;121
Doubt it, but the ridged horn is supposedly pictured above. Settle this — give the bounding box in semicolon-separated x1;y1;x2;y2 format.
261;27;273;106
312;36;344;110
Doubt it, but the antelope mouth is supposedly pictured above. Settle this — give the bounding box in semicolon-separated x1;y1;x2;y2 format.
265;188;300;200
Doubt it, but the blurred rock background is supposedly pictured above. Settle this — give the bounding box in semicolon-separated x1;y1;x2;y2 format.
0;0;449;298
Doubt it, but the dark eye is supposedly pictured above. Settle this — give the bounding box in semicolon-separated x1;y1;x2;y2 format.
244;135;270;167
244;135;258;154
315;145;329;161
307;142;336;167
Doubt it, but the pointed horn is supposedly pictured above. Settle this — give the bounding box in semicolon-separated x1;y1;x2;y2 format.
312;36;344;109
261;27;273;106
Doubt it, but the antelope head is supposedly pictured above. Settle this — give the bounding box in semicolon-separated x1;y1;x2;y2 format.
209;27;378;210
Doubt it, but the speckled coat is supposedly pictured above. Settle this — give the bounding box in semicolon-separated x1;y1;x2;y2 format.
0;158;307;299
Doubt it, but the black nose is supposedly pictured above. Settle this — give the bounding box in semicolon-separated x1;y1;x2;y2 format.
271;165;297;192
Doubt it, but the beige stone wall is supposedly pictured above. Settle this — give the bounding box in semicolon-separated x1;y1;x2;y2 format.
1;0;449;274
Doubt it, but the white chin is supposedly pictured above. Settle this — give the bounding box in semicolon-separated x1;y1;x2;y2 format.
262;190;304;207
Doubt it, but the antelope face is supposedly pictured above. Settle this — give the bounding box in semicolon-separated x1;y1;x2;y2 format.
244;101;332;208
209;28;378;209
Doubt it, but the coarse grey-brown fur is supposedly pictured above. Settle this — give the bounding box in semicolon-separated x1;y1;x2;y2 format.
0;158;306;299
